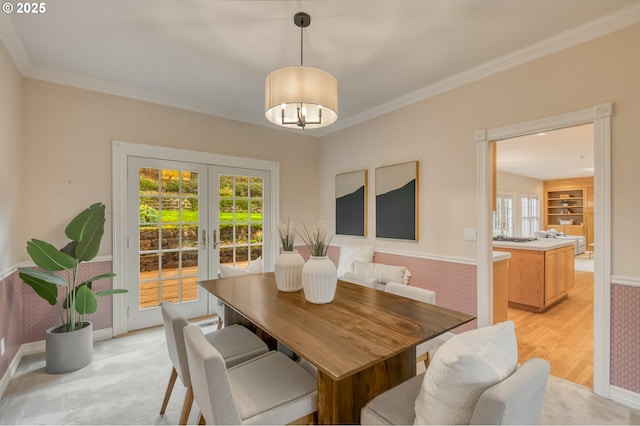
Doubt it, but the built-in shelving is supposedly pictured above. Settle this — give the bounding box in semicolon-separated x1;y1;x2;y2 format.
543;177;594;244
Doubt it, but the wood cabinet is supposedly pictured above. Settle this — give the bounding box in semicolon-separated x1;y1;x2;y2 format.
494;244;574;312
493;258;509;323
543;177;594;244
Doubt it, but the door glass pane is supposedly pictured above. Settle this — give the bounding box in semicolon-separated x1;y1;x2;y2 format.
219;174;263;267
138;166;200;309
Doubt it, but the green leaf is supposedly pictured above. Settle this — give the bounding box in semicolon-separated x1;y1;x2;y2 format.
65;203;101;241
74;285;98;315
66;203;106;262
79;272;116;287
26;239;77;271
95;289;128;296
18;271;60;305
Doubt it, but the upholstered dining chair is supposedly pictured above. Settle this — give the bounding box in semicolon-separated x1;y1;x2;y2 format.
360;357;550;425
384;282;437;367
159;301;269;425
183;324;318;425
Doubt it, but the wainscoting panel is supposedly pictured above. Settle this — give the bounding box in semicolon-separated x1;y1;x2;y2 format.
373;251;477;331
21;261;114;343
611;281;640;395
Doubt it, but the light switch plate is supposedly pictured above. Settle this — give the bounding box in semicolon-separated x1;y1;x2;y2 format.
0;337;5;356
464;228;477;241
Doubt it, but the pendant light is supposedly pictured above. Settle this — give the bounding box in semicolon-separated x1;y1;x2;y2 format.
265;12;338;130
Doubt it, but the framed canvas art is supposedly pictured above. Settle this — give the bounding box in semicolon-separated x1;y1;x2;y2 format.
375;161;419;240
335;170;367;236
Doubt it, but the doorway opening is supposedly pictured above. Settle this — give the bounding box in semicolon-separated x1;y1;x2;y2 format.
475;103;612;398
495;124;594;388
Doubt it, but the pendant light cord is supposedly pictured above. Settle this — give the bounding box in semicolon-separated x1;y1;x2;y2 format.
300;24;304;66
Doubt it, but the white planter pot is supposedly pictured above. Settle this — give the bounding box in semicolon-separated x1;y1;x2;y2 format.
302;256;337;304
45;321;93;374
275;250;305;292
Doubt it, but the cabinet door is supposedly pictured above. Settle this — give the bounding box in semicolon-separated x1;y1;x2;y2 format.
564;225;584;236
556;248;567;297
586;184;594;213
564;245;575;291
585;213;594;247
545;250;558;304
498;249;545;308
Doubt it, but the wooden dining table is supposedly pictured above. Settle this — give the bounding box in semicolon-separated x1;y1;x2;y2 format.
199;272;475;424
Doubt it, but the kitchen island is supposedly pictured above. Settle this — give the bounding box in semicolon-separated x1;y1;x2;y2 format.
493;238;575;312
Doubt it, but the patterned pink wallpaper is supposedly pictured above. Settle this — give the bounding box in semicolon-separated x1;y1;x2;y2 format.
610;283;640;394
21;261;114;343
374;252;477;332
0;272;22;379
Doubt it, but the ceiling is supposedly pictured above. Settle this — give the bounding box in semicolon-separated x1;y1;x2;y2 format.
496;124;594;181
2;0;639;138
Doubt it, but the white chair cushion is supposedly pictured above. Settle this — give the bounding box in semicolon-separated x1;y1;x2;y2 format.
228;351;317;425
219;256;262;277
384;282;435;304
342;272;378;288
353;260;411;284
336;245;374;278
206;324;269;368
413;321;518;425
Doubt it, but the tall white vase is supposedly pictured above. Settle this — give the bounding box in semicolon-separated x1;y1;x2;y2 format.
302;256;337;304
275;250;305;292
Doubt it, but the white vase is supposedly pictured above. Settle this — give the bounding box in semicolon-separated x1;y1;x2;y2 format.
274;250;305;292
302;256;337;304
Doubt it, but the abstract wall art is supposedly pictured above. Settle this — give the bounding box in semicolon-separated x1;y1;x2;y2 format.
335;170;367;236
375;161;419;240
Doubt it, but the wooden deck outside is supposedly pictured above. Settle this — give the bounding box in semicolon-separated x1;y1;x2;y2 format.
138;263;249;309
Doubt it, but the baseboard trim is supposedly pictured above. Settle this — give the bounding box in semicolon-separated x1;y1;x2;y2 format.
0;327;114;400
610;385;640;410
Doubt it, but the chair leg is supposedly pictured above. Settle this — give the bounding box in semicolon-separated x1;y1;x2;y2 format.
160;367;178;414
179;386;194;425
217;316;223;330
423;352;431;369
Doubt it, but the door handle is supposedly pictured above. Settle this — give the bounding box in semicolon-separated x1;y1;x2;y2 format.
212;229;219;249
201;229;207;249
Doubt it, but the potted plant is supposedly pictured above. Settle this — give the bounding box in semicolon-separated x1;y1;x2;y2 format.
298;221;336;304
18;202;127;374
274;220;305;292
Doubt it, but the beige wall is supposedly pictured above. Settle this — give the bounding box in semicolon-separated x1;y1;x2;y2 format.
0;41;22;271
20;79;319;258
319;24;640;277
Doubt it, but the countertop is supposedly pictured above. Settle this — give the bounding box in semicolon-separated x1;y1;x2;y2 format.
493;238;574;251
493;251;511;262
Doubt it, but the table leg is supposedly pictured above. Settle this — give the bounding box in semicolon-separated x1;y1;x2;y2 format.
316;348;416;424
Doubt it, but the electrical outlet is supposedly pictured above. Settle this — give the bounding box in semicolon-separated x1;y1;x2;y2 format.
0;337;5;357
464;228;477;241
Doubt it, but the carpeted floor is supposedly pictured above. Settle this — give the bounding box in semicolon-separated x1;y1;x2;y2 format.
1;324;639;425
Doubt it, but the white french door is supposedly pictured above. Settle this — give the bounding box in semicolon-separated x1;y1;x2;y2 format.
127;158;210;329
209;166;271;275
125;158;273;330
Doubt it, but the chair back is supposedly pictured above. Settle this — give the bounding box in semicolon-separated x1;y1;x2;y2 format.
470;357;550;425
160;301;192;387
184;324;242;425
385;282;436;304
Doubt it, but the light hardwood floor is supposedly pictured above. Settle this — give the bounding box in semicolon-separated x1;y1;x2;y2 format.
508;270;594;388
